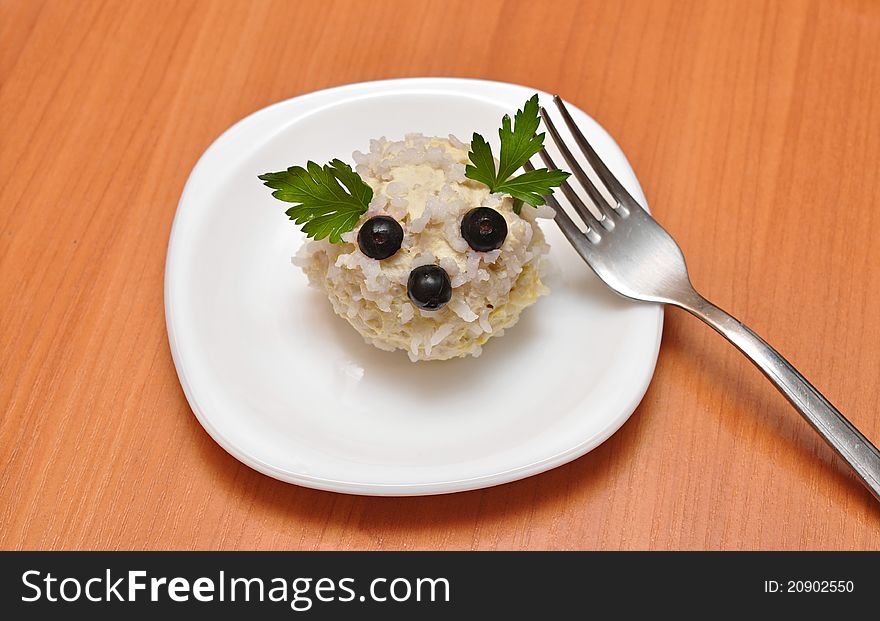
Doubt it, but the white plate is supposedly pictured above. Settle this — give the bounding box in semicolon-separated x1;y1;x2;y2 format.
165;78;663;496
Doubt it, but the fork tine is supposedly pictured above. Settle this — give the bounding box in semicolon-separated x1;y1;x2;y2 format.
552;95;638;213
536;149;608;233
540;106;620;223
541;185;593;248
524;160;599;244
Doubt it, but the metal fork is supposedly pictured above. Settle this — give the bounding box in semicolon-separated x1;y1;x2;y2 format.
532;95;880;501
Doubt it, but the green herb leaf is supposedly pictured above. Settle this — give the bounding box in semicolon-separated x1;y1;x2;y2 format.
496;95;543;181
464;133;496;188
258;159;372;243
465;94;570;209
495;168;571;207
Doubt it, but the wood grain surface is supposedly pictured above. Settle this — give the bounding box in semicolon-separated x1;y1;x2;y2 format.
2;0;879;550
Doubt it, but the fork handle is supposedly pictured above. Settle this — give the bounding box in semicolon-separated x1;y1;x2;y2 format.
678;291;880;501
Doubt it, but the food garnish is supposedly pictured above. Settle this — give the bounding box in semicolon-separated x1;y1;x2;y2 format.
464;94;570;214
257;159;372;243
407;265;453;310
259;95;569;242
460;207;508;251
357;215;404;259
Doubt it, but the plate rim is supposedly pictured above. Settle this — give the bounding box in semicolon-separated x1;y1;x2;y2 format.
164;77;664;496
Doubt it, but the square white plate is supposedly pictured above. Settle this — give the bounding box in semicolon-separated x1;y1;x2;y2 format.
165;78;663;495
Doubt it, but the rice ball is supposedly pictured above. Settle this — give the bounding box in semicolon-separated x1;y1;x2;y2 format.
294;134;552;361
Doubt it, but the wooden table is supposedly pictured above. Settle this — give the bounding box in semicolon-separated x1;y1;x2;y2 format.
2;0;879;550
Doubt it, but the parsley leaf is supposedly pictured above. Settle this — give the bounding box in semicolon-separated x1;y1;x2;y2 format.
495;168;571;207
464;133;496;189
496;94;543;181
465;94;569;213
258;159;372;243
